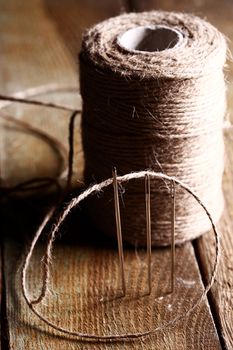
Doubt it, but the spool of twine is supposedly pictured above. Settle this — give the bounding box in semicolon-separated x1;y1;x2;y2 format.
79;11;227;246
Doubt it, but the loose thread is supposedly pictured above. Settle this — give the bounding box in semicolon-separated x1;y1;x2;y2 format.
66;110;80;192
0;85;223;340
0;88;81;198
0;94;76;112
0;113;67;187
34;109;80;304
0;83;78;110
21;170;220;341
0;177;62;197
0;88;80;304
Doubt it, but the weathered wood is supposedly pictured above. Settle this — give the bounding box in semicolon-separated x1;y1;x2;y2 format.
0;0;119;187
1;0;227;348
195;4;233;349
0;245;2;349
4;236;220;350
130;0;233;348
195;131;233;350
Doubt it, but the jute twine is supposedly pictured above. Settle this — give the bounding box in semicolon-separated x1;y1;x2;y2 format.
0;86;222;341
21;170;220;341
0;9;228;339
80;11;227;246
0;84;80;197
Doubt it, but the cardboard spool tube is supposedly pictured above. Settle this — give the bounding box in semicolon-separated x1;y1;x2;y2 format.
117;25;184;53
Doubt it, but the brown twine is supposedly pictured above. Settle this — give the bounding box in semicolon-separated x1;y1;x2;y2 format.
0;25;225;341
0;85;81;198
0;177;62;197
80;11;227;246
0;85;225;341
21;170;220;341
0;113;67;186
0;83;78;110
0;85;82;307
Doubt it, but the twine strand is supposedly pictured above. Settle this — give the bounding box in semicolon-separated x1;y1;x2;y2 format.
0;87;81;305
0;86;81;198
0;55;226;338
21;170;220;341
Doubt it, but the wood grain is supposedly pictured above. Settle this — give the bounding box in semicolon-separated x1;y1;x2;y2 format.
2;0;230;348
195;127;233;350
129;0;233;348
0;0;78;186
4;236;220;349
0;0;119;187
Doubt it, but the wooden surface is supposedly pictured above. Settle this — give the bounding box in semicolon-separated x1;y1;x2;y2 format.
1;0;233;349
4;238;220;350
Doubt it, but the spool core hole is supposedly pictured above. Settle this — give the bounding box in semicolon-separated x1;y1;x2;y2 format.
118;25;183;52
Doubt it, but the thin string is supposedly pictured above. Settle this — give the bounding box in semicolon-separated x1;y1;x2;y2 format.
0;89;81;310
0;85;223;340
66;110;80;192
0;177;62;197
31;109;80;305
21;170;220;341
0;88;81;198
0;94;76;112
0;113;67;185
0;83;78;110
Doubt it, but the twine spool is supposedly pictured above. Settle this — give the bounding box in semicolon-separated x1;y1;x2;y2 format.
79;11;227;246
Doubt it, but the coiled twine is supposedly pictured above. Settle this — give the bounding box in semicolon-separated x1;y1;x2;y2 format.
79;11;227;246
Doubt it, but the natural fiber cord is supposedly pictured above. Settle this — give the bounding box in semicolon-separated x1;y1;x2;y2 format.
0;11;225;341
21;170;220;341
80;11;227;246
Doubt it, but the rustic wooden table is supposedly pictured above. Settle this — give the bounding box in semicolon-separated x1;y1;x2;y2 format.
1;0;233;349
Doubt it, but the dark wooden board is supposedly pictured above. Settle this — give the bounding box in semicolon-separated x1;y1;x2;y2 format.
129;0;233;348
2;0;233;348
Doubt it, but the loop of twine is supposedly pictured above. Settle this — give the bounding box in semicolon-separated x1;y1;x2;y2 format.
0;81;227;339
21;170;220;341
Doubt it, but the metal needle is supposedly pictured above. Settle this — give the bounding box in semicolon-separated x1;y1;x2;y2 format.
112;167;126;297
145;173;152;295
170;180;176;293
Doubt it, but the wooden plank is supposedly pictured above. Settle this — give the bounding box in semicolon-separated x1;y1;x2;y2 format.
129;0;233;348
0;245;2;349
0;0;80;186
0;0;120;187
195;167;233;350
4;235;220;350
196;104;233;346
1;0;222;349
195;4;233;349
1;243;10;350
